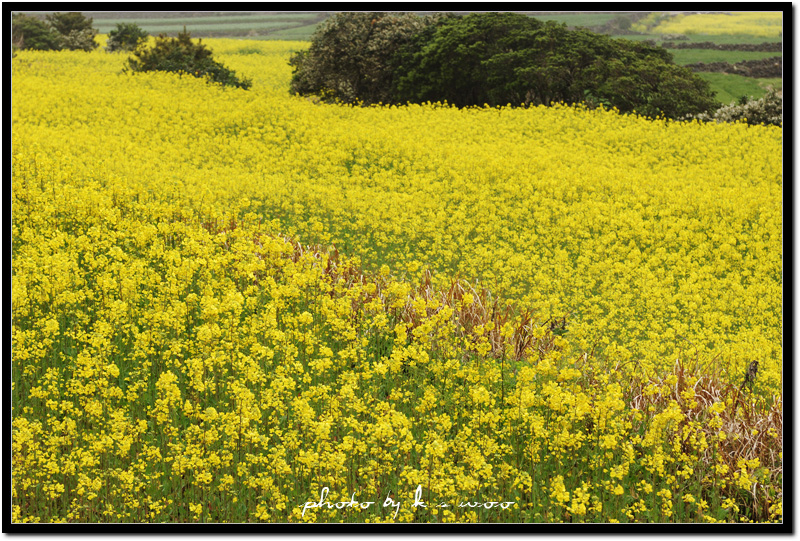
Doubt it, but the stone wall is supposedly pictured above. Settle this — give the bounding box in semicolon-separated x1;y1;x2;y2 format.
684;56;782;78
662;41;782;52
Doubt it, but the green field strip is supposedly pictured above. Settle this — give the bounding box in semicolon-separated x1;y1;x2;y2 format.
696;72;782;104
527;13;623;27
257;25;322;40
93;21;299;34
91;14;323;27
669;49;781;65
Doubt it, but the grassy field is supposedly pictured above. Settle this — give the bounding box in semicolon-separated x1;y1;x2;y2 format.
96;21;292;34
250;26;325;41
667;49;779;65
19;11;330;40
89;12;327;39
697;73;782;104
11;37;782;524
525;12;634;27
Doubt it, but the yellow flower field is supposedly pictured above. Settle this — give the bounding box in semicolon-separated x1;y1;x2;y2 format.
647;12;783;38
11;38;782;523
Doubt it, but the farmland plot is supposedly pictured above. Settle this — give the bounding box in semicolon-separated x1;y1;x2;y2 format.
11;39;782;524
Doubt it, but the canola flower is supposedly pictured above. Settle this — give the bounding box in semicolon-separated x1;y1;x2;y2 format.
645;12;783;38
11;38;782;523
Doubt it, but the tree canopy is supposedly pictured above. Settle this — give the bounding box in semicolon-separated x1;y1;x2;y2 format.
106;22;149;52
12;12;98;51
289;12;444;105
290;12;718;119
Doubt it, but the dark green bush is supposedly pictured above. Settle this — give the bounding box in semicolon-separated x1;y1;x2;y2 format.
391;12;546;108
11;13;61;51
289;12;446;105
125;29;252;90
290;12;718;120
394;13;717;118
46;12;98;51
12;12;98;52
106;22;149;52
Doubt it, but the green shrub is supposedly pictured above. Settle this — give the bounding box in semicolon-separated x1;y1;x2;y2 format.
289;12;446;105
12;12;98;52
11;13;61;51
57;28;98;51
289;12;717;119
46;12;98;51
125;29;252;90
392;12;543;108
106;22;149;52
393;13;717;118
